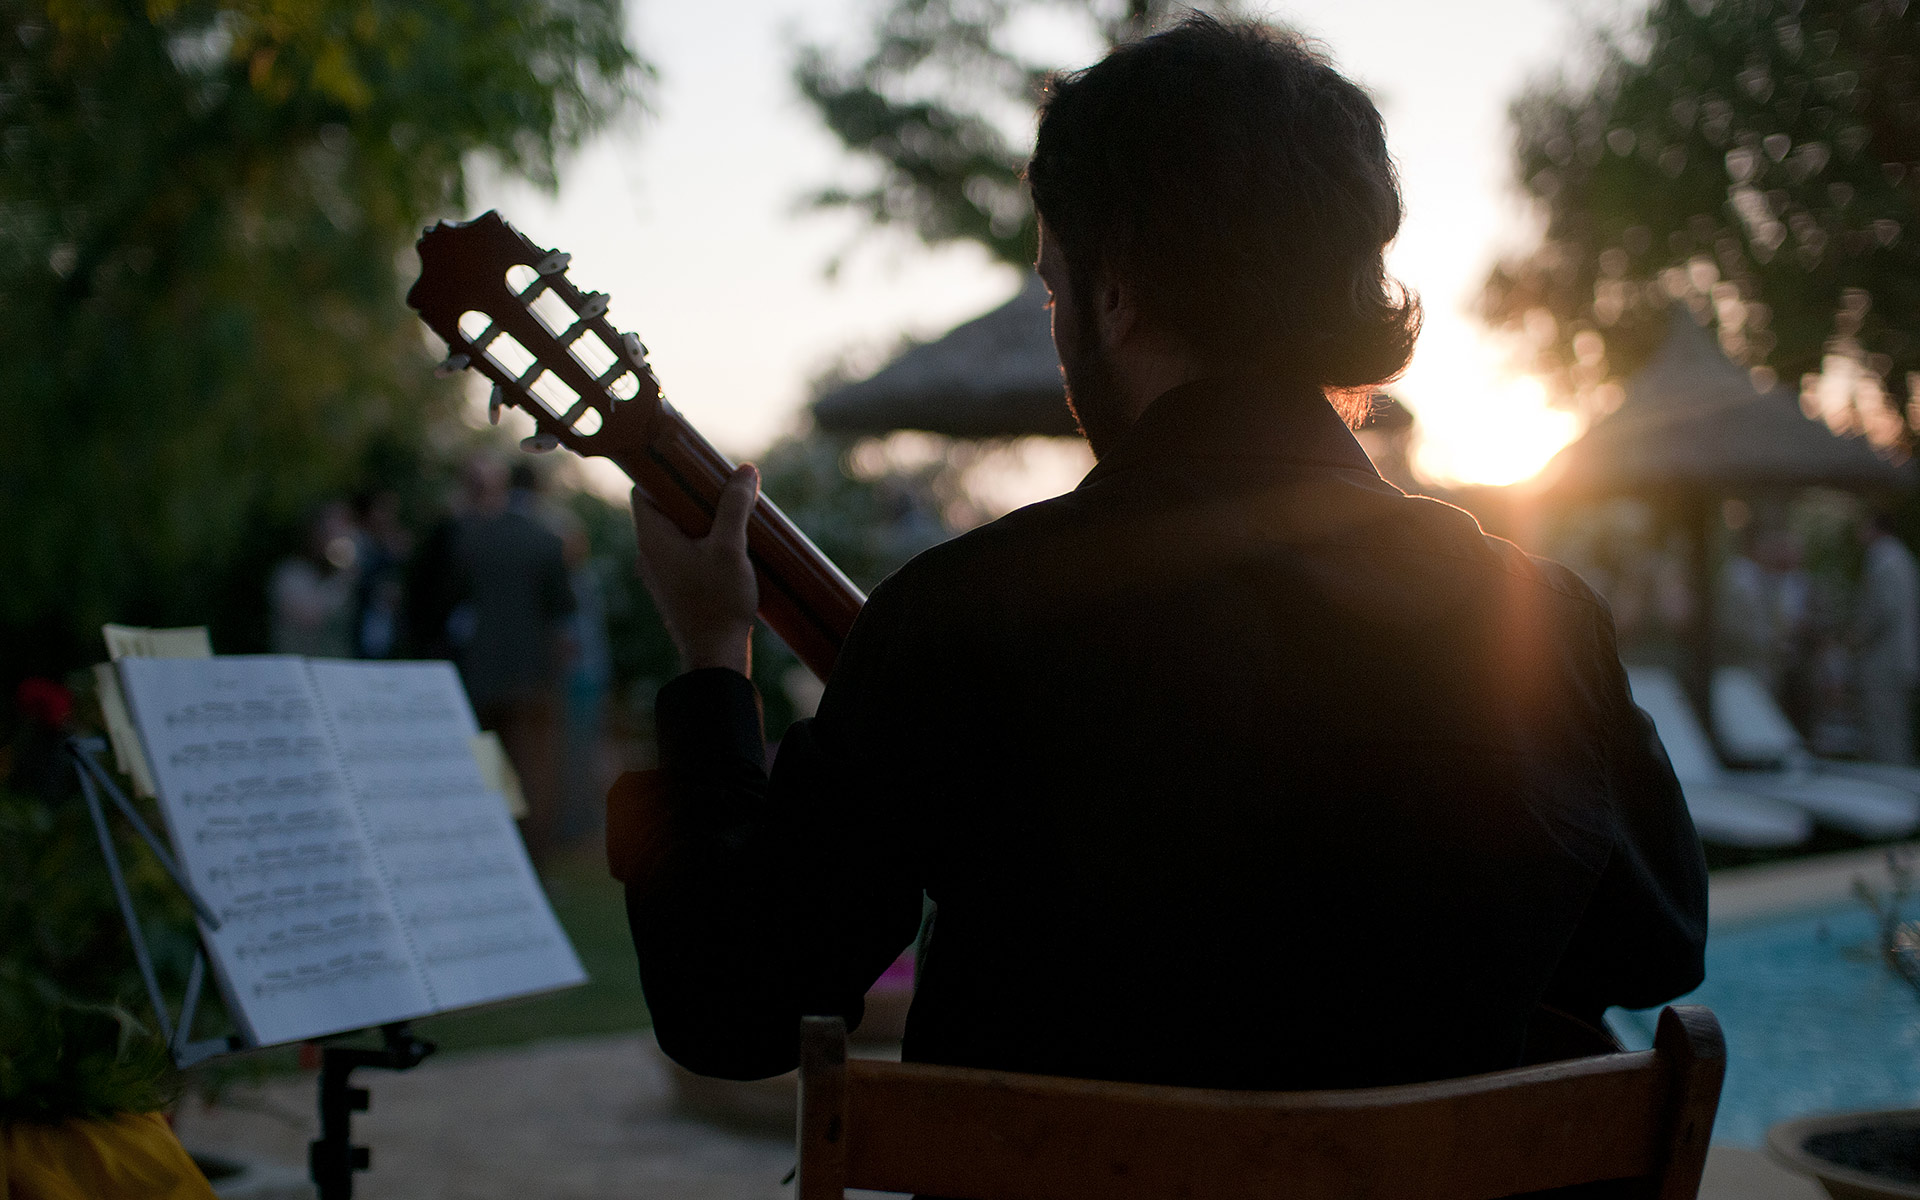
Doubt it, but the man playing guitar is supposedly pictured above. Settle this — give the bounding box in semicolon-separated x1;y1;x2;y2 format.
620;15;1706;1090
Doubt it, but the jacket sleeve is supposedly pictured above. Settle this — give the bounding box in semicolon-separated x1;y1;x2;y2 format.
624;577;948;1080
1543;601;1709;1021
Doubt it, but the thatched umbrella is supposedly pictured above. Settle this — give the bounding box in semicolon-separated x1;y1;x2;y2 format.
812;275;1078;439
1537;307;1911;725
1539;308;1910;496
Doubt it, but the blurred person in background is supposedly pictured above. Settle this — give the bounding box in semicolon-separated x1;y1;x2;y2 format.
557;512;613;848
349;488;412;659
1854;510;1920;764
447;454;577;865
269;501;359;658
516;462;614;850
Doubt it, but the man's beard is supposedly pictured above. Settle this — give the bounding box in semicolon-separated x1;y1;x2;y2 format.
1060;332;1128;461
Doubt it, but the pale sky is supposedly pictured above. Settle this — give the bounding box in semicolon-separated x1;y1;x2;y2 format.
470;0;1607;501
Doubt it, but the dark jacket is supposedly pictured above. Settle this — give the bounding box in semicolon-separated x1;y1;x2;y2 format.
628;375;1708;1090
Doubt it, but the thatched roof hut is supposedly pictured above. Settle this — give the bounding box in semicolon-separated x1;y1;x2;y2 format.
1538;308;1909;498
1538;307;1910;730
812;275;1077;439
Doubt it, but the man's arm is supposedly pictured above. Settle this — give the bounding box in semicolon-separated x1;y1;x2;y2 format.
1543;603;1709;1021
621;466;925;1079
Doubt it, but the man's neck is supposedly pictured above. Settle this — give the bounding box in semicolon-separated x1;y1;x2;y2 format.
1108;342;1211;433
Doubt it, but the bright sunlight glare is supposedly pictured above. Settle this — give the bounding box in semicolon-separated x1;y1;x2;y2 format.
1411;374;1581;488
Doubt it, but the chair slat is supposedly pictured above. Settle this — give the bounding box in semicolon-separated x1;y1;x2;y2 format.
844;1056;1668;1200
800;1005;1725;1200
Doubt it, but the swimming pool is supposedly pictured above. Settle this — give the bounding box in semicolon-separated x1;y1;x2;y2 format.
1608;902;1920;1146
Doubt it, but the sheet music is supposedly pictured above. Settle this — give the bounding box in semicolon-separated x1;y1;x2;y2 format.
307;660;586;1012
117;656;433;1046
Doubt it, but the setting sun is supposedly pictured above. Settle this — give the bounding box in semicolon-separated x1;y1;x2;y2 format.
1410;373;1582;489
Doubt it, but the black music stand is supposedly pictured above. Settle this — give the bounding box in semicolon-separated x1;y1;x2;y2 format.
67;735;436;1200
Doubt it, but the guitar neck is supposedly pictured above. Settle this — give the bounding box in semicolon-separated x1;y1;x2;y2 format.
406;212;866;681
606;402;866;682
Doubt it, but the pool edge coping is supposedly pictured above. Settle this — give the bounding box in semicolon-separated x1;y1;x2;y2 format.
1710;841;1919;928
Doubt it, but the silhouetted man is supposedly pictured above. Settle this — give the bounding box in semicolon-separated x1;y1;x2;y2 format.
624;16;1706;1091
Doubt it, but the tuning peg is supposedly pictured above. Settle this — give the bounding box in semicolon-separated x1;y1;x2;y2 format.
578;292;609;320
435;352;470;377
488;386;506;426
535;251;572;275
521;433;560;453
621;332;647;361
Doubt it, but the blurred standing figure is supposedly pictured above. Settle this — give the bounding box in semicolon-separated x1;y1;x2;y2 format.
557;513;613;846
1854;511;1920;764
349;489;413;659
451;455;577;864
270;502;359;658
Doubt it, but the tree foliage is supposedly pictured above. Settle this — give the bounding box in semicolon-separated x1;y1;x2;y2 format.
1483;0;1920;448
0;0;644;687
793;0;1228;270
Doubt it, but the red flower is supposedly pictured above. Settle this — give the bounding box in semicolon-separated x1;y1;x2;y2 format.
16;677;74;729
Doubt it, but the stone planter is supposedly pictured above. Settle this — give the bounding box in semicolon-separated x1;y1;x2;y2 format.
1768;1109;1920;1200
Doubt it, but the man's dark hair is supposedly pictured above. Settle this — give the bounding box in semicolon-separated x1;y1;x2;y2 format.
1027;15;1420;406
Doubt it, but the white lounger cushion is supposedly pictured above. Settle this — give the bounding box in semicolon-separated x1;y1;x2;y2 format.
1628;666;1919;839
1622;668;1812;847
1712;667;1802;766
1672;784;1813;847
1715;666;1920;795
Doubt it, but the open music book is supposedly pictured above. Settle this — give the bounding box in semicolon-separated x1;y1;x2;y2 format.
116;655;587;1048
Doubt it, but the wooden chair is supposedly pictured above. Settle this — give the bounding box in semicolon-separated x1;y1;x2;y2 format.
795;1005;1724;1200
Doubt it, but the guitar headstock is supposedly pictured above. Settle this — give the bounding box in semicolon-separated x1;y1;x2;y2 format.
407;211;663;455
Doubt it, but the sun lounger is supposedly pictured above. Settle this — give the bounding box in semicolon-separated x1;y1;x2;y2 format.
1630;667;1919;840
1621;668;1814;847
1712;666;1920;794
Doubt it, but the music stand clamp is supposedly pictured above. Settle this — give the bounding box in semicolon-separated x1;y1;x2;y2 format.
66;735;438;1200
309;1023;436;1200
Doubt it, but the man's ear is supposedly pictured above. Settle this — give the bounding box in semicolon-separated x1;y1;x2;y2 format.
1095;272;1139;350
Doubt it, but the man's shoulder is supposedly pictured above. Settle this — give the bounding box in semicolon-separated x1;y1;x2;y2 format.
1378;492;1610;616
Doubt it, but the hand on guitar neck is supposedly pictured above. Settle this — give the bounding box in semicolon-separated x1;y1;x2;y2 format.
407;211;866;683
630;463;762;676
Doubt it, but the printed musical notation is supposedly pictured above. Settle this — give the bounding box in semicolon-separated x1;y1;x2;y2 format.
120;656;435;1044
194;807;350;845
422;932;557;966
253;953;412;1000
164;695;316;729
220;879;380;924
167;735;329;770
180;770;343;810
117;655;584;1046
404;894;536;927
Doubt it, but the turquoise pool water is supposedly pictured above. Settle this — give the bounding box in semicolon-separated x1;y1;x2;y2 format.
1608;904;1920;1145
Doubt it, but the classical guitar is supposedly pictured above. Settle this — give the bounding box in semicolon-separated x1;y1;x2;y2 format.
406;210;866;683
408;212;868;886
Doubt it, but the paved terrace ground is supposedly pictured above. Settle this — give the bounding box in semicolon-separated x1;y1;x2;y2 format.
170;846;1883;1199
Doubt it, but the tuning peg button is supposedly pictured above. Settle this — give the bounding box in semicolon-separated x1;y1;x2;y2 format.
488;386;506;426
521;433;560;453
536;251;572;275
435;353;470;377
621;333;647;361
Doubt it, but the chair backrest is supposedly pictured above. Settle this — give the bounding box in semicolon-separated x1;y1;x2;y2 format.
1625;667;1725;784
796;1006;1724;1200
